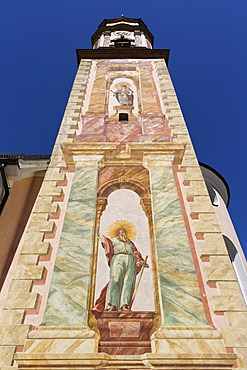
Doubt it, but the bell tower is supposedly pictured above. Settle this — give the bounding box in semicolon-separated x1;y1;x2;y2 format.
0;16;246;370
92;17;153;49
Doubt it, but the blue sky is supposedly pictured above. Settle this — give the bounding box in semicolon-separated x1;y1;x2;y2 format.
1;0;246;257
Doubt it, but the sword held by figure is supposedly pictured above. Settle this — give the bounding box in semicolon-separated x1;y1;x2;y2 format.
92;222;149;314
130;255;149;309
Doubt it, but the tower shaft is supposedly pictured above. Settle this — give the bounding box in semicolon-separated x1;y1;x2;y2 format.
0;17;246;370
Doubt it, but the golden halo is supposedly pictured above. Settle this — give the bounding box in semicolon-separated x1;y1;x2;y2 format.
106;219;137;240
114;82;131;90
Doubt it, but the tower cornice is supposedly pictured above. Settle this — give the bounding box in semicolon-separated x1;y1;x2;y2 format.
76;48;170;65
61;142;185;167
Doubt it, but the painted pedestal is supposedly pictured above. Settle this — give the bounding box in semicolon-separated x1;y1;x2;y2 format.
97;311;154;355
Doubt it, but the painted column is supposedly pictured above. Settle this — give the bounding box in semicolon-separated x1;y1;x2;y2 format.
144;155;229;355
144;155;208;328
42;155;103;327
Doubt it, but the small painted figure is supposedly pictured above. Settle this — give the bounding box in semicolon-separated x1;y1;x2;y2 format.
92;228;148;315
112;85;134;105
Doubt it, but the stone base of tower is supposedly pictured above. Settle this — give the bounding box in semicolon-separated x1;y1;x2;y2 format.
151;328;229;354
15;352;236;370
15;326;236;370
15;327;99;359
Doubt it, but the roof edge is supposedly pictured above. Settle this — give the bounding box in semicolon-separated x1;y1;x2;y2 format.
199;162;230;207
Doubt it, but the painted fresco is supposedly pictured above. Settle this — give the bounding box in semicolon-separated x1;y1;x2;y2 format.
74;59;171;142
39;58;210;355
148;165;209;327
109;78;138;121
94;189;154;313
6;18;242;369
42;60;208;336
42;163;99;327
41;163;208;326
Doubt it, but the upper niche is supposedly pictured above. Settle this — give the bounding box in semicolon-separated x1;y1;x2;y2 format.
108;77;138;121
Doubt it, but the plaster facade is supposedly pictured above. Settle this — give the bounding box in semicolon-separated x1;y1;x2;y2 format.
0;16;246;370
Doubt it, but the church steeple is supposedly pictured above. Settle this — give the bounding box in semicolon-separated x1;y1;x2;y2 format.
2;16;246;370
91;16;154;49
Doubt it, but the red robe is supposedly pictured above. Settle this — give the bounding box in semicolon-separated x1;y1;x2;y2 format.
91;236;144;316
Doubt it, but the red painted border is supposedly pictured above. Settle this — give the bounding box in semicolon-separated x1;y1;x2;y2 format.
173;165;215;329
53;191;65;203
57;177;68;187
25;294;42;315
44;224;57;240
61;165;75;173
39;246;53;262
33;267;48;286
49;205;61;220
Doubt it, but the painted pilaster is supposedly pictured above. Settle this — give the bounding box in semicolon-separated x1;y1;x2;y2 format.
154;59;247;362
144;154;230;356
42;155;102;327
17;155;102;357
144;154;208;328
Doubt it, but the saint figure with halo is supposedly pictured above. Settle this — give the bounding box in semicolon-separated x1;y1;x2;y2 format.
92;220;148;315
112;84;134;105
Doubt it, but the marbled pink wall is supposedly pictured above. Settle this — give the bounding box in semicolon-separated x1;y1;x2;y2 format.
74;59;171;144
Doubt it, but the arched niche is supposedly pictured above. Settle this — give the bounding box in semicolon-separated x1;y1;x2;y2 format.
106;76;140;121
97;170;152;218
95;189;155;311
